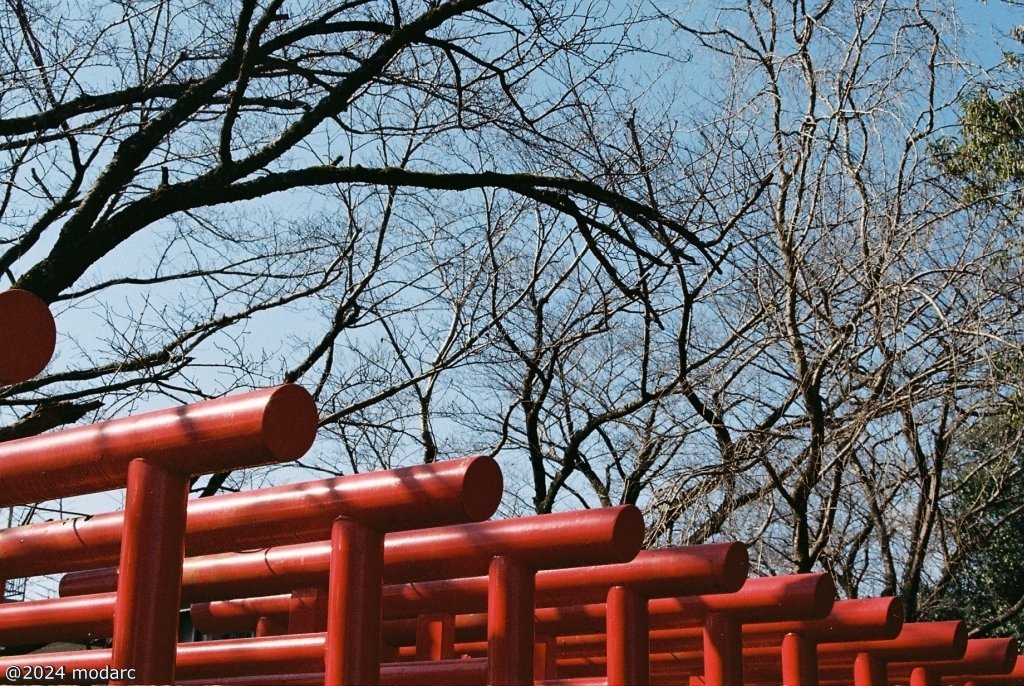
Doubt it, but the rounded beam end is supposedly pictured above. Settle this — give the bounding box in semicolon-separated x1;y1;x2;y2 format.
260;384;319;461
812;572;838;617
884;596;906;637
1005;639;1020;670
952;620;969;658
722;542;750;593
611;504;646;563
461;456;503;522
0;289;56;385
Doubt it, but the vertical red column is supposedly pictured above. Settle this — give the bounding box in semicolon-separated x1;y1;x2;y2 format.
487;556;535;686
324;517;384;686
853;652;887;686
110;458;189;685
704;612;742;686
607;585;649;686
255;616;287;637
415;612;455;660
781;632;818;686
289;587;328;634
910;667;940;686
534;635;557;680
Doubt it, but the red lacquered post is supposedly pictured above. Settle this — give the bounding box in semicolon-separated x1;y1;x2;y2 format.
607;585;648;686
290;587;328;634
0;289;55;386
487;556;535;686
256;616;287;637
325;518;384;686
110;459;189;685
913;668;941;686
854;652;887;686
705;612;742;686
415;612;455;661
782;632;818;686
535;636;558;680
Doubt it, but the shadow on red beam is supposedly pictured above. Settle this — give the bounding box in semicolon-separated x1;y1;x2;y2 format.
817;621;968;663
190;544;749;635
388;543;749;616
175;668;623;686
561;647;796;678
373;572;826;650
60;506;644;600
520;573;834;640
0;384;317;508
560;623;970;682
0;592;114;644
743;624;969;684
609;596;902;654
0;289;56;386
743;596;904;644
0;455;502;578
887;639;1018;678
0;642;488;685
649;573;837;626
940;656;1024;685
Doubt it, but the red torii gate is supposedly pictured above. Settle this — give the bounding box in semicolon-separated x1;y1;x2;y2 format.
0;381;318;683
1;287;1021;686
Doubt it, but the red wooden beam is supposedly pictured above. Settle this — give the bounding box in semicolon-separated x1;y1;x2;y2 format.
542;597;901;686
744;597;904;644
942;656;1024;685
0;455;501;578
381;543;749;619
523;573;835;640
0;636;489;682
60;506;644;599
888;639;1018;678
190;544;746;635
0;593;114;644
9;521;718;647
818;621;968;663
176;659;489;686
0;384;317;507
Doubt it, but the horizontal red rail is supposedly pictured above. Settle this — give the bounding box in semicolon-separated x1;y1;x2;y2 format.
939;656;1024;685
0;638;489;683
60;506;644;599
0;455;501;577
0;384;318;507
560;597;902;655
818;620;968;662
175;659;490;686
887;639;1018;678
190;544;749;634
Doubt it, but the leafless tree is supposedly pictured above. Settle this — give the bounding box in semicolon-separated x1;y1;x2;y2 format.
638;0;1024;622
0;1;721;479
2;0;1021;633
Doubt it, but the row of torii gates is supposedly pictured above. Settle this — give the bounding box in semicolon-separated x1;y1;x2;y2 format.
0;287;1020;686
